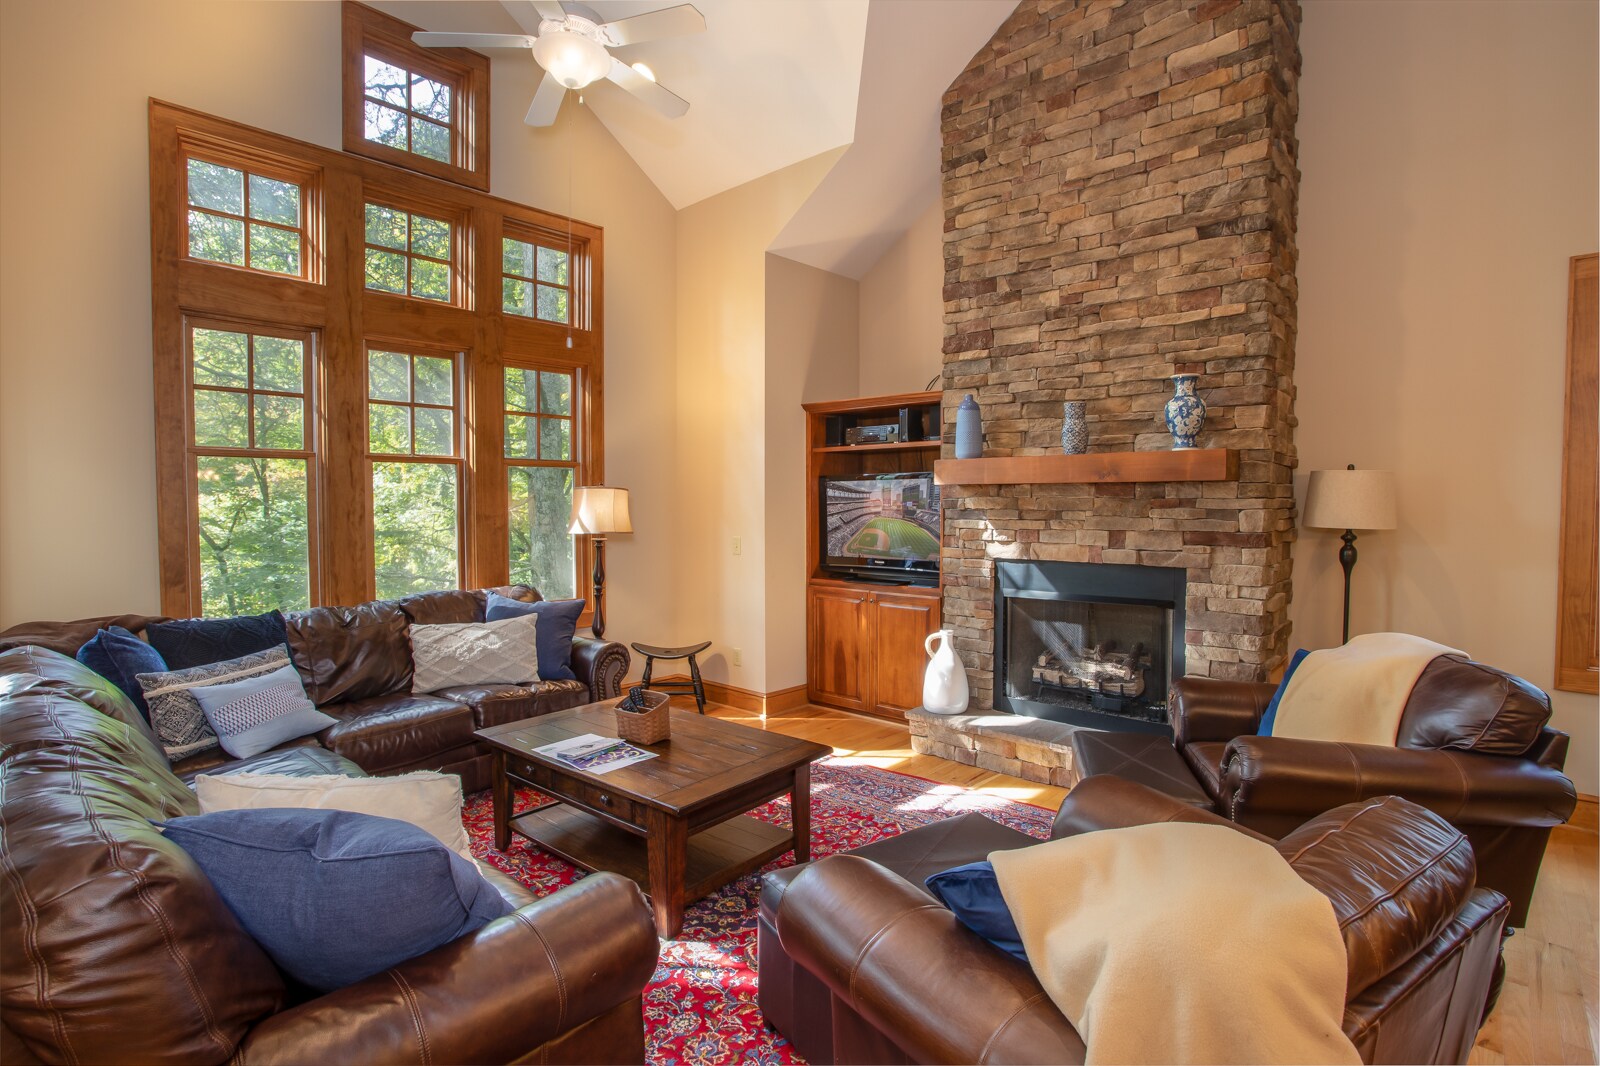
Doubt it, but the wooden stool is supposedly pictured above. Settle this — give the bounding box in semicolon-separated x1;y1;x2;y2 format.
630;640;712;714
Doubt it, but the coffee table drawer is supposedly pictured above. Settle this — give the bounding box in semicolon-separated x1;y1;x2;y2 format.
509;757;642;826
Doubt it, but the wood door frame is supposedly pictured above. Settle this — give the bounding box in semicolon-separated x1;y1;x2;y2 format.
1555;253;1598;694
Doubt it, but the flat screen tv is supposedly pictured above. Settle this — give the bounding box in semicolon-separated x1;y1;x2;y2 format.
821;472;940;584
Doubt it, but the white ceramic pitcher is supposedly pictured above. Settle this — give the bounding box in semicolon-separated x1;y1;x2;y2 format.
922;629;969;715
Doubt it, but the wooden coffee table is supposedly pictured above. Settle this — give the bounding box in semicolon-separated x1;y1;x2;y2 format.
476;702;830;938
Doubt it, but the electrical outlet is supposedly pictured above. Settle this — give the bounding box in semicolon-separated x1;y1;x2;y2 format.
733;648;743;667
732;536;742;556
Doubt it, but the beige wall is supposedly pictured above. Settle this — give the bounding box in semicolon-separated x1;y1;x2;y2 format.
671;150;843;691
0;1;681;650
764;255;860;691
859;197;943;397
1295;0;1599;793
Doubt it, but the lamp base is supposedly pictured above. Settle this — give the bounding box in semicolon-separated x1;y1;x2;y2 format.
1338;529;1358;644
591;537;608;640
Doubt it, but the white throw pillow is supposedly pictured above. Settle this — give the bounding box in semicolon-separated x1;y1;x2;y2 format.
193;771;474;861
409;613;539;693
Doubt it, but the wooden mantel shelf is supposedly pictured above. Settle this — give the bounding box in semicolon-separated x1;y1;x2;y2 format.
934;448;1236;486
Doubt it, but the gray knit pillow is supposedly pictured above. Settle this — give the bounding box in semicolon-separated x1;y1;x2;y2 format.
409;614;539;693
136;646;293;760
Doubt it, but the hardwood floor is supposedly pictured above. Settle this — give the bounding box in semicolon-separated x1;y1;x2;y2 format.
691;699;1599;1066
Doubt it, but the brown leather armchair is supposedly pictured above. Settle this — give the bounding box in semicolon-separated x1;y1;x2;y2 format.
1171;655;1577;926
760;776;1509;1066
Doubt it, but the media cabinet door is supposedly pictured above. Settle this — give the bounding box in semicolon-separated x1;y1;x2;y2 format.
808;584;872;712
871;591;941;718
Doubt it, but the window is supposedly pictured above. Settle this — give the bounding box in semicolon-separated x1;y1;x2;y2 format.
364;202;455;302
368;347;462;598
505;365;578;599
152;102;602;616
187;324;316;616
342;2;490;191
185;159;305;277
503;236;572;324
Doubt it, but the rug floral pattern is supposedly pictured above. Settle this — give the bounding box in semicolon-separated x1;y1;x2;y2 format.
462;758;1054;1065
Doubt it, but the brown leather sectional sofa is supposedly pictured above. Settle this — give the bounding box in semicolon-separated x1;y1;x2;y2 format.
760;776;1511;1066
0;645;659;1065
0;585;632;793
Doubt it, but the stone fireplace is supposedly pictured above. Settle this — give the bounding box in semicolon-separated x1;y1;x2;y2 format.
938;0;1304;716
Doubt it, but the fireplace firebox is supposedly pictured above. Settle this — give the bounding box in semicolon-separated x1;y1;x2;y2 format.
994;560;1185;733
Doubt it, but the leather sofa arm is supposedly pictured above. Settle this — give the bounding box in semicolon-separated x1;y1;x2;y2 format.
1169;675;1276;747
1220;736;1579;831
571;637;630;702
230;873;658;1065
1049;774;1275;843
774;854;1085;1065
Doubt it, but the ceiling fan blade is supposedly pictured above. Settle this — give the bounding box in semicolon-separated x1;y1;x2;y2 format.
525;69;567;127
605;57;689;119
600;4;706;47
412;32;535;49
499;0;563;36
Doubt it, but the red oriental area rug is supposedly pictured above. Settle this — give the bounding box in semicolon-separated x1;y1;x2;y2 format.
462;758;1053;1065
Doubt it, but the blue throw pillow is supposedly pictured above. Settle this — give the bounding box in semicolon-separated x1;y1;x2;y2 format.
77;626;167;721
161;808;513;991
925;860;1028;962
146;610;288;671
190;662;337;759
485;593;583;682
1256;647;1311;736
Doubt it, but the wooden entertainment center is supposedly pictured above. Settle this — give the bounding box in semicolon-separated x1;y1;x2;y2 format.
803;391;942;721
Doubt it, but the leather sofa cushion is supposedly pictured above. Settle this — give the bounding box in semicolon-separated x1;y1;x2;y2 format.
0;700;286;1063
431;679;591;730
0;613;170;657
1396;655;1552;756
317;692;477;775
1;646;165;754
285;601;411;705
177;738;366;783
1180;740;1228;798
399;585;542;626
1275;794;1475;998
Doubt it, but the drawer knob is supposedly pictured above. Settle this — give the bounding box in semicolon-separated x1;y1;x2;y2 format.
599;793;612;806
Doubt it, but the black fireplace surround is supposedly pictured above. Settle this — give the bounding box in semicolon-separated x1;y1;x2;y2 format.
994;559;1186;734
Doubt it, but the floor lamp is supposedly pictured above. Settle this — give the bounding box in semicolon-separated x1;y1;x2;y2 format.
568;486;632;640
1304;465;1397;644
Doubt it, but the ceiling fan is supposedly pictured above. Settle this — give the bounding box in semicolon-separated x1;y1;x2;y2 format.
413;1;705;128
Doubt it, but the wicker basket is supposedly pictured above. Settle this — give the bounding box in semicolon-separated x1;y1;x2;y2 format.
615;688;672;744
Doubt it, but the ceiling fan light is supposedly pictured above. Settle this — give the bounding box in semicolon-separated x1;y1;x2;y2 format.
532;28;610;90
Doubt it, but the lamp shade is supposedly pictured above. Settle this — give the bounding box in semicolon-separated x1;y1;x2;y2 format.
1304;468;1397;531
568;486;633;535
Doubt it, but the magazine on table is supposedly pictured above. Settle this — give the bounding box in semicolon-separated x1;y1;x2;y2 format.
534;733;658;774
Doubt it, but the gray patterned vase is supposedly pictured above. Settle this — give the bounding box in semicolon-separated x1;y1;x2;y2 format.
1061;401;1087;454
955;395;983;459
1164;374;1206;450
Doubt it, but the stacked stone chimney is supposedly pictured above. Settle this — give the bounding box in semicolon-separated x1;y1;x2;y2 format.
939;0;1303;710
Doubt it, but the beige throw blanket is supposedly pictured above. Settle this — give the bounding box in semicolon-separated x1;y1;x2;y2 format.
1273;632;1463;746
991;823;1360;1065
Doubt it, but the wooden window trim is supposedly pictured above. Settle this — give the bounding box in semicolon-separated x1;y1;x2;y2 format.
183;317;322;616
1555;253;1598;694
343;1;490;192
151;99;603;616
176;134;325;284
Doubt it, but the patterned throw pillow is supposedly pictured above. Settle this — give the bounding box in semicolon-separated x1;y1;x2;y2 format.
191;663;336;760
409;613;539;693
136;646;294;761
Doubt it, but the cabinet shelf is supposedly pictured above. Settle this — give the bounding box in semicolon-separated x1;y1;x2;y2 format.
934;448;1236;486
812;440;941;454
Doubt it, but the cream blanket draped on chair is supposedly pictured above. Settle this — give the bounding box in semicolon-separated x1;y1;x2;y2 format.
990;822;1361;1065
1273;632;1464;746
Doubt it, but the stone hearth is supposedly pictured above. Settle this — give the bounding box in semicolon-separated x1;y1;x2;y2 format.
907;708;1080;786
938;0;1303;712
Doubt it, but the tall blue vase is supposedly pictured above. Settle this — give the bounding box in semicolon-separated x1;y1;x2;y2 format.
1164;374;1206;450
955;395;983;459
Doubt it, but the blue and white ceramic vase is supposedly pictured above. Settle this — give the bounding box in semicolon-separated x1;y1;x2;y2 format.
1164;374;1206;450
1061;401;1087;454
955;395;983;459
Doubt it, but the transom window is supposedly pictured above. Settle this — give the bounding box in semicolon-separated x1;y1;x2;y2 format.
364;203;453;302
368;346;462;599
186;159;304;276
505;365;578;599
186;325;315;617
502;236;571;324
363;56;452;163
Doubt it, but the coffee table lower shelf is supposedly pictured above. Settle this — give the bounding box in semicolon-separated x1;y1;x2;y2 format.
509;804;795;905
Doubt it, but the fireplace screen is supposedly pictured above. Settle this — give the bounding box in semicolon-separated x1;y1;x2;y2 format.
1003;597;1172;724
994;559;1185;732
